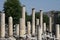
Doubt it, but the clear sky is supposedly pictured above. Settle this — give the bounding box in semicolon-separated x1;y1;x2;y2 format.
0;0;60;15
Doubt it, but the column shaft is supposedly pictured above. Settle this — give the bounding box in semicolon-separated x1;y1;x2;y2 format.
0;13;5;38
37;26;42;40
49;16;52;32
16;24;19;36
40;10;43;33
36;19;39;35
19;18;25;37
43;23;46;32
22;6;26;35
36;19;39;26
32;8;35;36
56;24;59;40
27;21;31;35
22;6;25;26
8;16;13;37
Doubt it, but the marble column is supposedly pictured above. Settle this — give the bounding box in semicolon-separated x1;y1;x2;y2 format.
16;24;19;36
8;16;13;37
40;10;43;33
22;5;25;22
43;23;46;32
27;21;31;40
56;24;59;40
22;5;26;35
27;21;31;36
32;8;35;36
49;16;52;32
0;13;5;38
36;19;39;26
37;26;42;40
19;18;26;37
36;19;39;35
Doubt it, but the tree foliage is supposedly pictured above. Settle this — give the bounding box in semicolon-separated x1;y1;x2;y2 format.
3;0;22;24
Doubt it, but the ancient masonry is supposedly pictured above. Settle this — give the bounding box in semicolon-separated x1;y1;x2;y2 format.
0;6;60;40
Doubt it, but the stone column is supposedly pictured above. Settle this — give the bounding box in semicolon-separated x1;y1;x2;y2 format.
56;24;59;40
27;21;31;36
27;21;31;40
22;5;25;22
36;19;39;26
16;24;19;36
19;18;26;37
40;10;43;33
43;23;46;32
36;19;39;35
49;16;52;32
8;16;13;37
22;5;26;35
32;8;35;36
37;26;42;40
0;13;5;38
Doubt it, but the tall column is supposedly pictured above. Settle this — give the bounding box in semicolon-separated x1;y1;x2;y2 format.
22;5;25;25
22;5;26;35
27;21;31;36
19;18;26;37
43;23;46;32
40;10;43;33
32;8;35;36
27;21;31;40
49;16;52;32
56;24;59;40
16;24;19;36
0;13;5;38
36;19;39;35
37;26;42;40
8;16;13;37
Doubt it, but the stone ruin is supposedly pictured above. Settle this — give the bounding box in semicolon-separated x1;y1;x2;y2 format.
0;6;60;40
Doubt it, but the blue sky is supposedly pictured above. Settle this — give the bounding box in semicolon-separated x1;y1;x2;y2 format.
0;0;60;15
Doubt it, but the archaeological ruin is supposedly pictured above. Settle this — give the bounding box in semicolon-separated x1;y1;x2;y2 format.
0;6;60;40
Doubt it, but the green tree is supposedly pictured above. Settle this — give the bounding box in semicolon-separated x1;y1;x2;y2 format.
3;0;22;24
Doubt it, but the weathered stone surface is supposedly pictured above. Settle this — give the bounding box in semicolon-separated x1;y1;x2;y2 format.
16;24;19;36
49;16;52;32
43;23;46;32
56;24;59;40
27;21;31;35
40;10;43;34
19;18;26;37
32;8;35;36
0;13;5;38
37;26;42;40
8;16;13;37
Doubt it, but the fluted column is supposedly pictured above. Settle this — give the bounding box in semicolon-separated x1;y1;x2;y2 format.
40;10;43;33
8;16;13;37
0;13;5;38
56;24;59;40
32;8;35;36
16;24;19;36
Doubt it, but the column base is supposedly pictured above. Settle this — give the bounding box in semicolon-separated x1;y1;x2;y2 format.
0;38;5;40
8;37;16;40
